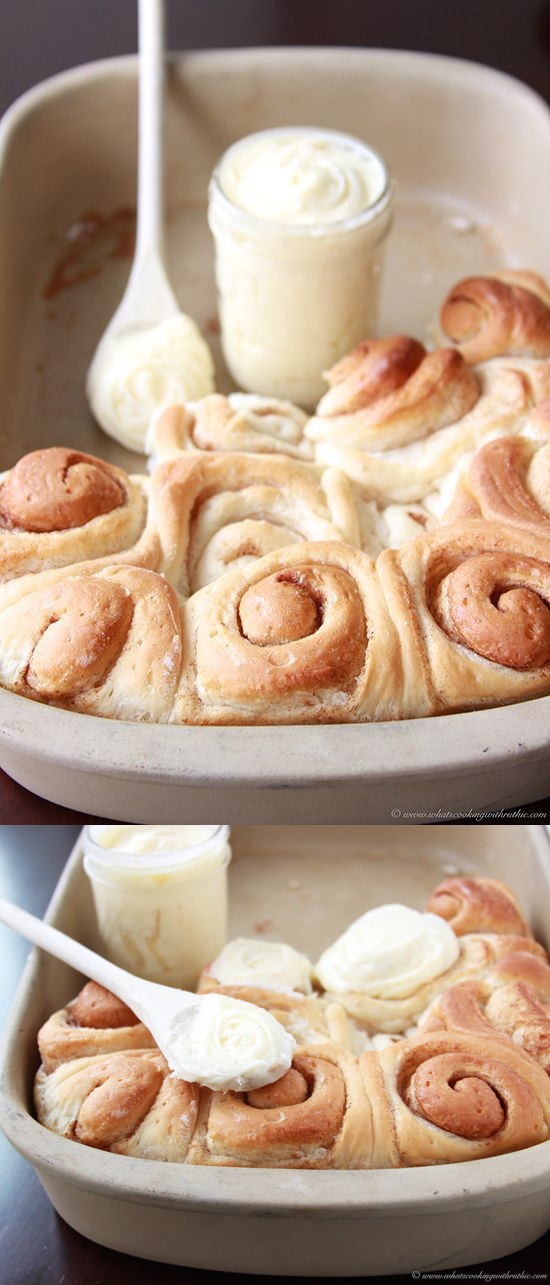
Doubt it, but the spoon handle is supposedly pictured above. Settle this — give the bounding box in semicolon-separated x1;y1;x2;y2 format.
135;0;166;263
0;896;138;1003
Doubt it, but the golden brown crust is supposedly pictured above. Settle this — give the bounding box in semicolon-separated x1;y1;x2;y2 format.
38;982;154;1073
188;1045;373;1169
151;395;313;461
361;1031;550;1166
177;539;434;724
307;338;480;452
440;271;550;363
34;1049;199;1161
442;431;550;535
151;452;359;596
0;563;183;720
0;449;150;583
377;519;550;711
427;878;533;938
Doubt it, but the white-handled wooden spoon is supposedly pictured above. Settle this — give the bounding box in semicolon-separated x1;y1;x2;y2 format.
0;896;294;1091
86;0;214;453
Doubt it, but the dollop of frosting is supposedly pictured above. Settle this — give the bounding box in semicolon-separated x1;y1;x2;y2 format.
87;314;215;452
211;938;314;994
165;993;295;1091
315;904;460;999
220;130;387;226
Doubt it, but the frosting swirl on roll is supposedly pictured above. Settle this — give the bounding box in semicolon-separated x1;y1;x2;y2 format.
211;938;314;994
315;905;459;998
165;993;295;1091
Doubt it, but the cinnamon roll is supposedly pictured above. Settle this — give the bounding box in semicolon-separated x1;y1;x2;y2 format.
177;540;433;724
441;425;550;535
420;980;550;1075
38;981;155;1073
149;393;313;462
187;1045;373;1168
427;877;533;938
377;519;550;711
306;337;480;452
34;1048;199;1161
440;270;550;363
360;1030;550;1166
0;562;183;720
309;349;535;505
0;448;150;581
150;453;360;595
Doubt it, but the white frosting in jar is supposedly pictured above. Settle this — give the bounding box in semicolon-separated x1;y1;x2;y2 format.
315;904;459;999
220;130;387;226
165;992;295;1090
90;824;220;858
83;825;230;990
87;314;215;452
211;938;314;994
209;128;393;405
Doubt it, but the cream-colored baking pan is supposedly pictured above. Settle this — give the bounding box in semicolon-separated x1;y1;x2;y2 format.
1;823;549;1275
0;49;549;822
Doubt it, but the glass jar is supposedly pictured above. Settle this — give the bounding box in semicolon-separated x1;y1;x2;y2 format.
208;127;394;407
83;824;231;989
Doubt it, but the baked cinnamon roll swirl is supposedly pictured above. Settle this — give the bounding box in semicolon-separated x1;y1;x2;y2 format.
187;1045;372;1168
0;563;183;720
38;982;155;1073
442;425;550;535
310;349;534;505
361;1031;550;1166
420;980;550;1075
427;878;533;938
377;520;550;710
0;448;149;581
440;270;550;363
34;1048;199;1161
149;393;313;462
306;337;480;452
177;540;433;723
151;453;360;595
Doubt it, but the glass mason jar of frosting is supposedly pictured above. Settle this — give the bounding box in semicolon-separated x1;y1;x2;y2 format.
208;127;394;406
83;824;231;989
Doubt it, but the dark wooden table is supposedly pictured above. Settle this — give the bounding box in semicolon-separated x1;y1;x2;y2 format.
1;825;550;1284
0;0;549;824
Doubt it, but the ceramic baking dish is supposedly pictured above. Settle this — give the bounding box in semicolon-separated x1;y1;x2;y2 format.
1;823;549;1275
0;49;549;822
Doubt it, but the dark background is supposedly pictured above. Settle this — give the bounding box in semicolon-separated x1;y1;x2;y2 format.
1;0;550;112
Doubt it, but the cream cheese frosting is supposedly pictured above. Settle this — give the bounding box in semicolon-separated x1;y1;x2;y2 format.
211;937;314;994
315;904;460;999
87;314;215;452
164;992;295;1091
219;129;387;227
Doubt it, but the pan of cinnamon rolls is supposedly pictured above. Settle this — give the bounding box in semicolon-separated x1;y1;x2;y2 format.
0;270;549;731
34;875;550;1169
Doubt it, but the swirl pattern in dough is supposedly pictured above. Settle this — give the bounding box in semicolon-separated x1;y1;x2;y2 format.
0;563;183;720
361;1031;550;1166
34;1048;200;1161
440;270;550;363
377;520;550;710
149;393;313;462
151;453;360;595
177;540;433;723
0;447;150;582
442;416;550;535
